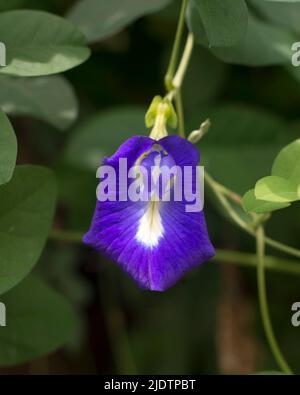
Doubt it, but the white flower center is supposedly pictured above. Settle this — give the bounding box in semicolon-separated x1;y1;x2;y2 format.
135;200;163;248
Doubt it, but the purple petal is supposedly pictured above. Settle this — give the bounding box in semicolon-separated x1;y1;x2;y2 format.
104;135;154;168
84;135;215;292
159;135;200;167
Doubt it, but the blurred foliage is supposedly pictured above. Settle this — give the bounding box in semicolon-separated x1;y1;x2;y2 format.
0;276;78;366
0;0;299;375
0;166;56;296
0;110;16;185
0;75;78;130
0;10;90;76
243;139;300;213
67;0;173;43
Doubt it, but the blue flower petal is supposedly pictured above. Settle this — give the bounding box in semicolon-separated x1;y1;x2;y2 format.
84;135;215;291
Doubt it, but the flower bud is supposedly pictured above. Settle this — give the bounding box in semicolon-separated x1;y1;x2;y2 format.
146;96;177;140
188;119;211;144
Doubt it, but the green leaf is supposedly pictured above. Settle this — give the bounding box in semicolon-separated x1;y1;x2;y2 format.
0;110;17;186
0;75;78;130
192;104;288;194
189;0;248;47
242;140;300;214
0;276;78;366
0;10;90;77
0;166;57;295
272;139;300;185
255;175;299;203
64;106;146;170
250;0;300;34
186;1;208;47
242;189;290;213
67;0;172;43
212;13;295;66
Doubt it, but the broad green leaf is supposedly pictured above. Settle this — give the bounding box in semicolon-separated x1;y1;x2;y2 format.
272;139;300;185
186;1;208;47
0;110;17;185
0;166;57;295
0;10;90;77
255;175;299;203
242;189;290;213
212;13;295;66
0;276;78;366
242;139;300;213
0;75;78;130
250;0;300;34
189;0;248;47
191;104;288;194
64;106;146;170
67;0;172;43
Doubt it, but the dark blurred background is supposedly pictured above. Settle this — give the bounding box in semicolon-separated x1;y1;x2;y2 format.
1;0;300;374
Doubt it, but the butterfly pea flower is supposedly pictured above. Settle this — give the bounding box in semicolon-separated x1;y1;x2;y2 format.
84;99;215;291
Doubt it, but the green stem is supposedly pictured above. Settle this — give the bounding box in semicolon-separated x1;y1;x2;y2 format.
215;249;300;277
175;90;185;137
256;226;293;375
204;172;300;260
215;182;242;205
172;33;194;90
48;229;300;277
49;229;83;243
49;173;300;263
204;172;250;232
50;222;300;263
162;3;193;139
165;33;194;104
164;0;189;91
264;237;300;260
